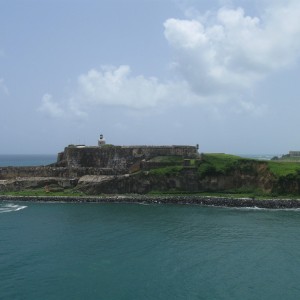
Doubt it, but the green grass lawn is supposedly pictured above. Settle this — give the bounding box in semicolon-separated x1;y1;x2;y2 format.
202;153;248;170
267;160;300;176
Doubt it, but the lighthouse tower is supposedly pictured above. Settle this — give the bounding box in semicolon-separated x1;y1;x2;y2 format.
98;134;106;147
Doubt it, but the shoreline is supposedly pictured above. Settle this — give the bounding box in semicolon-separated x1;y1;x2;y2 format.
1;195;300;209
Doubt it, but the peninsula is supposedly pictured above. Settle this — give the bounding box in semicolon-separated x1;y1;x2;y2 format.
1;135;300;205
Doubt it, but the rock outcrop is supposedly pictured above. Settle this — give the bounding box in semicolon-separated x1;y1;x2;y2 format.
75;163;276;195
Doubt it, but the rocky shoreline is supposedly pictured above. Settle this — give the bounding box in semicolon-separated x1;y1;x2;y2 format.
1;194;300;209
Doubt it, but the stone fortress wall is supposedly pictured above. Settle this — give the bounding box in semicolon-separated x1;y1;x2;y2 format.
0;144;199;187
57;145;199;173
0;166;116;180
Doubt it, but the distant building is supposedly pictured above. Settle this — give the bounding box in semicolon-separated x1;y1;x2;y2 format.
289;151;300;157
98;134;106;147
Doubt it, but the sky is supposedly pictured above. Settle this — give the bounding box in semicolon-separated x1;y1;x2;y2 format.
1;0;300;154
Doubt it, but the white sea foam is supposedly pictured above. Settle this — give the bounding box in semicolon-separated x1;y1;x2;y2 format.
0;203;27;213
235;206;267;211
225;206;300;212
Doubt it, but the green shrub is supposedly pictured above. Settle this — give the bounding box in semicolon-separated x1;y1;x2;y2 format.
197;153;251;177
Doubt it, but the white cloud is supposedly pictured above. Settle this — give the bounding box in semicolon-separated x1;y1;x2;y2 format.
68;97;88;120
40;1;300;118
164;0;300;96
74;65;172;109
66;65;215;115
38;65;215;118
37;94;64;118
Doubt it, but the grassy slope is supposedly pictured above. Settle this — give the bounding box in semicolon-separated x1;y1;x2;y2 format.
147;153;300;196
200;153;300;177
148;153;300;177
197;153;249;176
267;161;300;176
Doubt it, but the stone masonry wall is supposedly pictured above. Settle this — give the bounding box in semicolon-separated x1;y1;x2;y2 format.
0;166;115;180
59;145;198;172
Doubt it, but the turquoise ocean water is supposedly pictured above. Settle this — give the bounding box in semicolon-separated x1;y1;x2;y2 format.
1;154;299;299
1;202;300;299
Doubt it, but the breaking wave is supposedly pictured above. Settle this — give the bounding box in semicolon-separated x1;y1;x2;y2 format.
0;203;27;213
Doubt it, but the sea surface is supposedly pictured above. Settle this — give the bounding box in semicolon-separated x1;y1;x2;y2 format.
1;154;298;300
236;154;279;160
0;154;56;167
1;202;300;300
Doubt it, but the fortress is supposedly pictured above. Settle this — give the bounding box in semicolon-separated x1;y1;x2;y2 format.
56;134;200;174
0;134;200;193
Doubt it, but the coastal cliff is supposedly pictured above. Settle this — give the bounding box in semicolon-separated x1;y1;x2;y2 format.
76;156;277;195
1;146;300;196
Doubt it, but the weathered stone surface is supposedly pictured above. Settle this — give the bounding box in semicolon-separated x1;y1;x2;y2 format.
58;145;198;172
78;175;115;183
75;162;276;195
0;160;278;194
0;177;77;191
0;166;115;180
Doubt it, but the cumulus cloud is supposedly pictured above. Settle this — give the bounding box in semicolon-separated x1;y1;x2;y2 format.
39;1;300;118
164;0;300;97
66;65;213;113
37;94;64;118
74;65;173;109
38;65;213;119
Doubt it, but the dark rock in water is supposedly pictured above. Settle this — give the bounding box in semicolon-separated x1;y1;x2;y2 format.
1;194;300;209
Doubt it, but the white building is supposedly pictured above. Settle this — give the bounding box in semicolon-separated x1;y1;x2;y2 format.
98;134;106;147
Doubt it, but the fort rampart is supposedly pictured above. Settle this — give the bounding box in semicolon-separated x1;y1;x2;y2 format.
58;145;198;172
